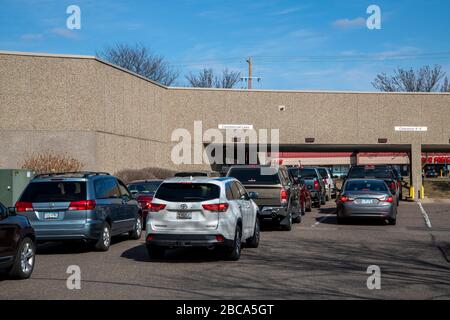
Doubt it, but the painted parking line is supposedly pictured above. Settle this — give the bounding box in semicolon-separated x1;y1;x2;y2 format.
311;214;334;228
418;202;432;229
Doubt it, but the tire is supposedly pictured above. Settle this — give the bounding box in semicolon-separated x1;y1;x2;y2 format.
306;199;312;212
281;214;292;231
225;224;242;261
94;222;111;252
9;237;35;279
316;199;321;209
129;215;142;240
388;218;397;226
146;244;166;260
246;217;260;248
321;194;326;205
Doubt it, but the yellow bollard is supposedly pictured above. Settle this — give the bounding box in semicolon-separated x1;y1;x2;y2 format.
410;186;415;200
421;185;425;199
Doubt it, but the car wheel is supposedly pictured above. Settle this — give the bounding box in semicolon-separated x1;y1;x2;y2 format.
9;237;35;279
146;244;166;260
281;214;292;231
129;215;142;240
246;217;260;248
316;199;321;208
293;213;302;224
321;194;326;205
388;218;397;226
225;224;242;261
94;222;111;252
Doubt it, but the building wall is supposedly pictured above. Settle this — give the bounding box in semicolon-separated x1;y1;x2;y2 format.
1;51;450;177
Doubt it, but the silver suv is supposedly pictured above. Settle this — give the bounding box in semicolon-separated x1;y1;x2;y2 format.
145;177;260;261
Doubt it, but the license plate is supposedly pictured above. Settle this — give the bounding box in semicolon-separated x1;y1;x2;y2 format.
177;212;192;220
359;199;375;205
44;212;59;219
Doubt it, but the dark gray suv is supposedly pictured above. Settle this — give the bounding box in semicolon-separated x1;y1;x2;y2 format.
16;172;142;251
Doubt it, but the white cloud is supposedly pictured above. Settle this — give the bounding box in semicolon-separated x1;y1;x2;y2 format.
332;17;366;28
20;33;44;41
50;28;80;39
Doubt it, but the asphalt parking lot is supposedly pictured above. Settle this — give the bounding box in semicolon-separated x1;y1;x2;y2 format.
1;201;449;300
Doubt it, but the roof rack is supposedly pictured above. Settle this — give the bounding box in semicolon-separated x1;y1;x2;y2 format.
33;171;111;179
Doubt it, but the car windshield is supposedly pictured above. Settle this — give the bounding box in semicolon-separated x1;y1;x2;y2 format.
175;172;208;177
344;180;388;192
348;167;392;179
318;169;328;179
228;167;280;184
155;183;220;202
128;181;162;193
297;169;318;179
20;181;87;202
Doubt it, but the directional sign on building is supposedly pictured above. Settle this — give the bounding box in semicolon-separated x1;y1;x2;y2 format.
395;126;428;132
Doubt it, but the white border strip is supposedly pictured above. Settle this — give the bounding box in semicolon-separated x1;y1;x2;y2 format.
418;202;432;228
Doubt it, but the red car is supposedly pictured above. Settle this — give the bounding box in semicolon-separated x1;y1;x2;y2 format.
127;180;163;228
289;168;313;214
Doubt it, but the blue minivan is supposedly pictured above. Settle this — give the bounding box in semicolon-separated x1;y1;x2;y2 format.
16;172;142;251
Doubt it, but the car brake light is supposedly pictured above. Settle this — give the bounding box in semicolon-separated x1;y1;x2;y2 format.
313;180;320;191
149;203;166;212
68;200;96;211
216;235;225;242
138;195;153;209
202;203;229;212
16;201;33;212
280;189;288;204
340;196;349;203
382;196;394;203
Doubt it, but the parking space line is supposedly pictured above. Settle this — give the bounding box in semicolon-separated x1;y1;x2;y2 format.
418;202;432;229
311;214;334;228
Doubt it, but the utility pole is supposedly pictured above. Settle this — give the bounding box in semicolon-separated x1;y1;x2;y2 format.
246;57;252;89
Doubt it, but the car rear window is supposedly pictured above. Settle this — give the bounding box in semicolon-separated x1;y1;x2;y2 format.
297;169;318;179
344;180;388;192
348;167;392;179
317;169;328;179
155;183;220;202
20;181;87;202
128;181;162;193
228;167;280;185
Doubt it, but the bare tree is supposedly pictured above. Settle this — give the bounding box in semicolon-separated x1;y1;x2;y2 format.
372;65;446;92
97;43;178;86
441;77;450;92
186;68;241;88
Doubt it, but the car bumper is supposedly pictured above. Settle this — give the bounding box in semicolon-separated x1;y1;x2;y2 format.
258;206;289;220
31;219;104;241
145;233;234;248
338;204;395;218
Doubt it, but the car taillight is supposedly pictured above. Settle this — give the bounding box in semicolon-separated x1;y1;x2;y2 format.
16;201;33;212
382;196;394;203
149;203;166;212
202;203;229;212
280;189;288;204
138;195;153;209
68;200;96;211
340;195;353;203
314;180;320;191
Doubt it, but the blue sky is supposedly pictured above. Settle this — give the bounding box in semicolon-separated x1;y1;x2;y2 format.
1;0;450;90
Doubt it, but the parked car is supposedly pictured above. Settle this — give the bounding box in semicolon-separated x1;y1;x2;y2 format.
15;172;142;251
336;179;397;225
317;167;337;200
296;168;326;208
127;179;163;229
288;168;312;214
0;202;36;279
344;165;400;206
227;165;301;230
174;171;220;178
145;177;260;261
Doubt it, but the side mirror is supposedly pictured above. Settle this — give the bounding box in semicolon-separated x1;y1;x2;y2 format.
248;192;259;200
8;207;16;215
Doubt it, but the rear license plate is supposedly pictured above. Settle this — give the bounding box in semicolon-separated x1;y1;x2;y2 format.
44;212;59;219
358;199;375;205
177;212;192;220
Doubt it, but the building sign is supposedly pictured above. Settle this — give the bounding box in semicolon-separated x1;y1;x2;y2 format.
395;126;428;132
218;124;254;130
